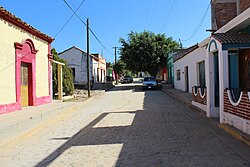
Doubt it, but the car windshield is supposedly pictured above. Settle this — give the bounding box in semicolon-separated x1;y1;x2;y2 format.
144;77;156;81
124;76;131;79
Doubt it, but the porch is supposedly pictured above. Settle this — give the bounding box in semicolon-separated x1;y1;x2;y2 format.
208;33;250;135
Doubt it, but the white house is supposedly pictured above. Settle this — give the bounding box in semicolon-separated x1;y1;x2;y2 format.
189;0;250;135
59;46;93;86
92;53;107;83
173;41;207;93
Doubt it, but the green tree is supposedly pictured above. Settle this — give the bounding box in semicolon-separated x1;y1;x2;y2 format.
119;31;179;77
113;59;126;75
51;48;74;97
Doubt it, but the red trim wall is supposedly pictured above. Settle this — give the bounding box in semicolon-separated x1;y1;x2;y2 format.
224;90;250;120
0;39;52;114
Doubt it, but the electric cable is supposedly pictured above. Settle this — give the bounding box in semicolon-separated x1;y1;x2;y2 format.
160;0;179;31
63;0;114;55
181;1;210;42
54;0;86;38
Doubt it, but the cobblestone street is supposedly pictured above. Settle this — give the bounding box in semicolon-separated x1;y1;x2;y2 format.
0;84;250;167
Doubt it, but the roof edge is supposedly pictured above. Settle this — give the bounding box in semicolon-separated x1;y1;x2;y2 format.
0;6;54;43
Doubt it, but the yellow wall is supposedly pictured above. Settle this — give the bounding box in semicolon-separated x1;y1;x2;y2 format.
0;18;49;104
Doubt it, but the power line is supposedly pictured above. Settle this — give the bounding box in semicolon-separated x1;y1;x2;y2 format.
144;0;151;30
160;0;179;31
181;1;210;42
159;0;172;29
54;0;86;38
89;27;114;55
147;0;158;30
1;0;87;73
63;0;113;55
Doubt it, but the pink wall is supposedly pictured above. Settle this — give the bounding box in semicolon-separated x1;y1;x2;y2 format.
0;39;52;114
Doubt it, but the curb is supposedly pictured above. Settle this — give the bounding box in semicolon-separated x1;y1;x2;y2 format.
0;96;96;147
161;88;250;147
218;123;250;146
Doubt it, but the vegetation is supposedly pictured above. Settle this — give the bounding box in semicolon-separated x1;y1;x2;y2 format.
51;48;74;97
119;31;179;77
113;59;126;75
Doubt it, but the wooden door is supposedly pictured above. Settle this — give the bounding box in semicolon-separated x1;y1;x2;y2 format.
239;49;250;90
21;63;29;107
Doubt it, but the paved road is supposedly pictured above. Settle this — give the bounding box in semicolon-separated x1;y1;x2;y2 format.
0;83;250;167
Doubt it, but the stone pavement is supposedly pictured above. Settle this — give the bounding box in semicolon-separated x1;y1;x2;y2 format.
0;86;113;146
1;84;249;166
161;84;250;146
0;82;249;149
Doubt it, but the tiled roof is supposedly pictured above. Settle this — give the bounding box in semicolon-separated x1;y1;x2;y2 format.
0;6;53;43
212;33;250;44
173;44;199;62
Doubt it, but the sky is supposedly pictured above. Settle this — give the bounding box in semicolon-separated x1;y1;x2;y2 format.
0;0;211;63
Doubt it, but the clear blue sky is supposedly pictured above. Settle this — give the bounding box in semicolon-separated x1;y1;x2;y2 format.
1;0;211;63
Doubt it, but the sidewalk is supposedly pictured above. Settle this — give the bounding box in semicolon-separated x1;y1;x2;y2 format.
161;84;250;146
0;84;114;146
0;101;85;145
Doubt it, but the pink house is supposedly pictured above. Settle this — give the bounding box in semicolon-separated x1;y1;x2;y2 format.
0;7;54;114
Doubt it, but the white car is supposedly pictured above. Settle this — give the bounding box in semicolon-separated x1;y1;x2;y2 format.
142;76;158;90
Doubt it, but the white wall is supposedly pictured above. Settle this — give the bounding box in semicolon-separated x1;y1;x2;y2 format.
174;46;206;93
59;47;93;85
92;59;98;82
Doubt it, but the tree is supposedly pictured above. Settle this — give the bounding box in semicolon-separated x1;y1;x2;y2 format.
119;31;179;77
113;59;126;75
51;48;74;97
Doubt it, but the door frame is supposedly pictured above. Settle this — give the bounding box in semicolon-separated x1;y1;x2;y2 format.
184;66;189;92
15;39;37;107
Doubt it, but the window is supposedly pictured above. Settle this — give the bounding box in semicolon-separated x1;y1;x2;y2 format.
177;69;181;81
228;51;239;89
198;61;206;87
71;68;75;81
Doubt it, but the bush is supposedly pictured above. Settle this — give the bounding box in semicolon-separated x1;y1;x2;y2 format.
51;48;74;97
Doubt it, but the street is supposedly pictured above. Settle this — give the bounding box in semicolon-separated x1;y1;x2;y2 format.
0;83;250;167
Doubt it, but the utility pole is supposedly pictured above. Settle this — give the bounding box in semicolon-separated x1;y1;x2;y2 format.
87;18;90;97
112;46;119;84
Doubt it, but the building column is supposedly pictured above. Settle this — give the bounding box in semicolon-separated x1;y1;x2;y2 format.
206;52;214;117
219;50;229;123
58;64;63;100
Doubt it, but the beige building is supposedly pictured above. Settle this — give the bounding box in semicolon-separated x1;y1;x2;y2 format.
0;7;54;114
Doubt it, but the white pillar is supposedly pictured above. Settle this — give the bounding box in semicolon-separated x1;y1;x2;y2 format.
206;52;214;117
219;50;229;123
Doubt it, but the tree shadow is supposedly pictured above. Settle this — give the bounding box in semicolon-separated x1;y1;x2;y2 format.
35;84;168;166
35;84;250;166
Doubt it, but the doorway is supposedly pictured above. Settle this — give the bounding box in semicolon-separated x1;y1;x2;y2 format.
185;66;189;92
21;62;33;107
214;52;220;107
21;63;29;107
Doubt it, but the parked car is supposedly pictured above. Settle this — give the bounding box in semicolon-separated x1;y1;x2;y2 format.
142;76;158;90
120;75;133;83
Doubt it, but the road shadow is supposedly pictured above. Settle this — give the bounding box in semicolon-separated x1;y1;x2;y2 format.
35;84;168;166
35;84;250;166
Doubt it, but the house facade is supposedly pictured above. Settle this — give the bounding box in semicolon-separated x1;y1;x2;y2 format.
59;46;93;86
92;54;107;83
173;43;207;94
167;52;174;85
190;0;250;135
0;7;54;114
